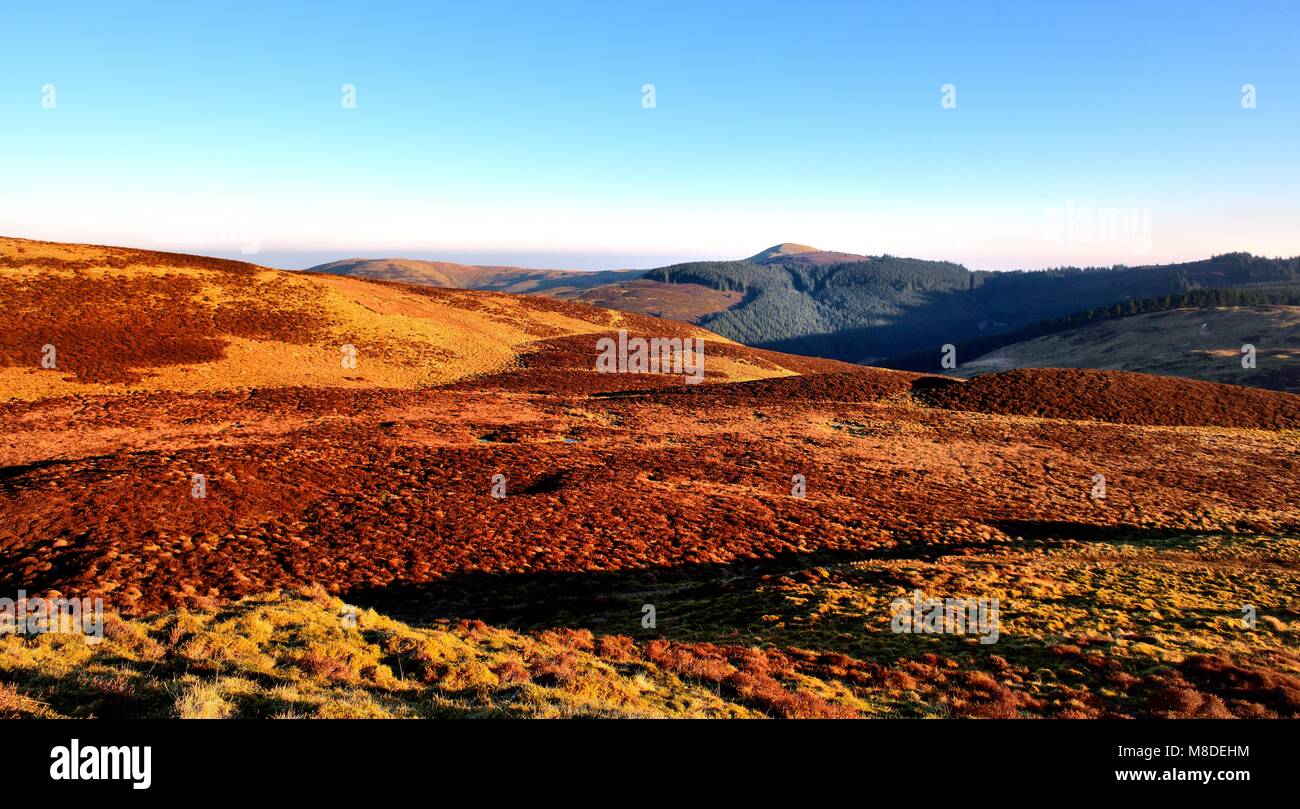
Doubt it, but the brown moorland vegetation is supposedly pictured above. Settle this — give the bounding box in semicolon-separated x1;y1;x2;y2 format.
1;237;1298;718
920;367;1300;429
570;279;744;324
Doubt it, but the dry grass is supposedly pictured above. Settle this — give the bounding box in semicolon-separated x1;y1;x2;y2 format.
3;237;1298;719
0;590;844;718
0;237;786;402
6;535;1296;719
959;306;1300;392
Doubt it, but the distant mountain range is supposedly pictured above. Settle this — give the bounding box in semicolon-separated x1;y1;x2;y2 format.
309;246;1300;377
309;257;640;295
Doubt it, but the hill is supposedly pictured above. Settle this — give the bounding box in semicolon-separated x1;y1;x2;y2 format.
921;367;1300;429
958;306;1300;392
569;279;744;324
747;243;869;266
309;246;1300;383
309;257;641;295
3;237;1300;720
644;249;1300;365
0;237;797;401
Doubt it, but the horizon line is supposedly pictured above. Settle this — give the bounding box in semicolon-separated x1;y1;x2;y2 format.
5;232;1296;275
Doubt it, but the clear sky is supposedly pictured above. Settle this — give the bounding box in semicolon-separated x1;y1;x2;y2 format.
2;0;1297;270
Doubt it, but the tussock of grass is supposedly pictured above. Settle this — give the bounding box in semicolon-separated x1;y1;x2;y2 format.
0;588;837;718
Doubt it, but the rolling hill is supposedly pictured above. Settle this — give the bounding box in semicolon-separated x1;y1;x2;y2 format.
646;248;1300;365
957;305;1300;392
747;243;869;266
5;236;1300;720
0;237;800;401
312;245;1300;390
309;257;641;295
307;244;1300;395
569;279;744;324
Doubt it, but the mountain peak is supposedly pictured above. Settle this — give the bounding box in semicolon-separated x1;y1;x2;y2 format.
746;243;821;263
746;243;871;266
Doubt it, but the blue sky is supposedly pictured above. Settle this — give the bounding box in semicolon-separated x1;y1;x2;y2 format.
2;0;1297;270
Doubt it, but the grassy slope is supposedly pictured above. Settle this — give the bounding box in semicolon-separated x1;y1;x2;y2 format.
960;305;1300;392
3;238;1299;720
0;236;789;401
5;524;1299;719
569;279;744;324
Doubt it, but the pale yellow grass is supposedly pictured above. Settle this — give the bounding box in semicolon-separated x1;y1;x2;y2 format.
2;238;771;400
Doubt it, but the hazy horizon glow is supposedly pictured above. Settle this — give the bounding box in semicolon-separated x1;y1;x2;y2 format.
3;0;1298;271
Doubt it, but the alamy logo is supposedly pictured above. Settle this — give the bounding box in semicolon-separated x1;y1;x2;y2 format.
1043;199;1152;255
595;329;705;384
1;591;104;642
151;220;261;255
50;739;151;790
890;589;1000;644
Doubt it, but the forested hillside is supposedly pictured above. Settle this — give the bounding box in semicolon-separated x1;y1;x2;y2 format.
645;252;1300;362
644;256;971;358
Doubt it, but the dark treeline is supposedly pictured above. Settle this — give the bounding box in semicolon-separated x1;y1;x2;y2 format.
644;252;1300;363
883;285;1300;373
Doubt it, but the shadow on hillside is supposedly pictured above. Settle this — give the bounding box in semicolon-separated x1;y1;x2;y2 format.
0;455;118;494
753;288;985;363
908;375;958;398
987;519;1289;548
345;548;876;630
343;518;1274;656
